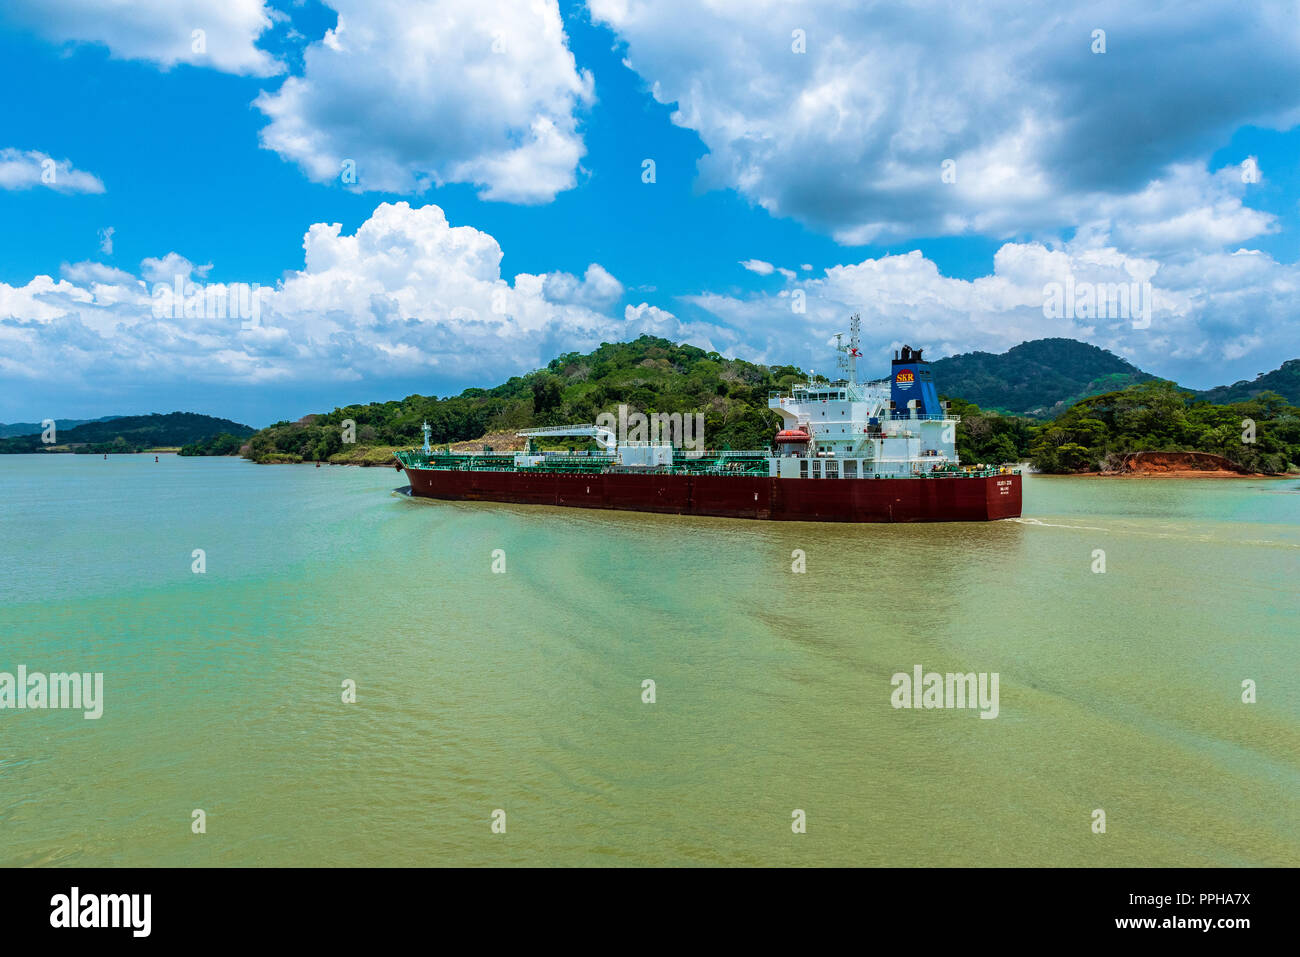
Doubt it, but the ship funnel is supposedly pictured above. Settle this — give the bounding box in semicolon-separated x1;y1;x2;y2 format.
890;347;940;418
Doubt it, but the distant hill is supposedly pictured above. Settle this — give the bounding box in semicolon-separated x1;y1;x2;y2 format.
0;412;255;454
931;338;1158;417
1196;359;1300;406
0;415;123;438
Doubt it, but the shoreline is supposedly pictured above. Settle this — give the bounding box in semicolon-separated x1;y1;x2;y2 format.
1045;469;1297;479
1032;451;1297;480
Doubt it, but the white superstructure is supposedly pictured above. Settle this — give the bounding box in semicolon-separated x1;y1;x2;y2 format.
766;316;961;478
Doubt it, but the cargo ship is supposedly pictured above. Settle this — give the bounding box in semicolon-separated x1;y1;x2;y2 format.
395;318;1021;522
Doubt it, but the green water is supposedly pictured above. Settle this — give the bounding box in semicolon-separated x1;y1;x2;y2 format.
0;454;1296;866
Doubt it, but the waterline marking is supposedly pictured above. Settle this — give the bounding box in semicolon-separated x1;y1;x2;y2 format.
0;666;104;719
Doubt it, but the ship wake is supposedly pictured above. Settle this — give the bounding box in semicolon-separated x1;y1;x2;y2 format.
1012;517;1108;531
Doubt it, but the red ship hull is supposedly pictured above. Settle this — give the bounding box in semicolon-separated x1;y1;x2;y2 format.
400;467;1022;522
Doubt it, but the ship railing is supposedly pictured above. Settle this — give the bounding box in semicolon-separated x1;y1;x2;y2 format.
404;450;517;458
913;467;1020;478
845;468;1016;479
769;378;890;398
677;449;771;458
537;450;615;457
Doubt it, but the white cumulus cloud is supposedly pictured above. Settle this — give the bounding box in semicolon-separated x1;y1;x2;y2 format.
0;203;665;406
589;0;1300;243
255;0;594;202
1;188;1295;417
0;149;104;193
4;0;283;76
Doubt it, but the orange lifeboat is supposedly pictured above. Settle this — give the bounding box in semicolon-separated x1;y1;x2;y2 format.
776;429;813;455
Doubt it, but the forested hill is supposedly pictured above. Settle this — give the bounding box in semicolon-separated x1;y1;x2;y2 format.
0;415;122;438
245;336;803;463
929;338;1157;417
1196;359;1300;406
0;412;254;454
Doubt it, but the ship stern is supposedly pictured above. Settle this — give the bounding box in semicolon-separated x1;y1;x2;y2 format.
985;472;1022;520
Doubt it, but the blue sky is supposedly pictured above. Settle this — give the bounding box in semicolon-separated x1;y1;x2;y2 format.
2;0;1299;426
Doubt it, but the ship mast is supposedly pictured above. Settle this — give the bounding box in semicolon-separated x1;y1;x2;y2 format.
835;313;862;385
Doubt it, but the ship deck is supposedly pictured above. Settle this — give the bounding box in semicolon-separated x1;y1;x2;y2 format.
393;448;1016;481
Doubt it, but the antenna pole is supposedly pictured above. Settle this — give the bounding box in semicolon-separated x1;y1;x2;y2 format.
849;313;861;383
